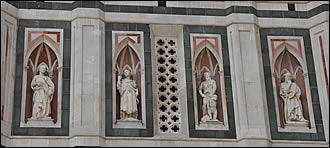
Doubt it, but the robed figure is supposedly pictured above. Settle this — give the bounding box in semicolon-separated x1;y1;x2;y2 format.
117;69;139;120
30;63;55;120
280;72;308;123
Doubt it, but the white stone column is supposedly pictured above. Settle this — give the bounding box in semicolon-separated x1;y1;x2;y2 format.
70;9;105;146
309;21;329;142
227;24;271;146
1;1;18;141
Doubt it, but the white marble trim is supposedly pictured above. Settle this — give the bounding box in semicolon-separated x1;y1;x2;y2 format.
20;28;63;128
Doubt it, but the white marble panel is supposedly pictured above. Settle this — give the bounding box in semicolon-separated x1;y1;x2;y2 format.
309;22;329;142
44;1;74;3
70;18;105;136
101;1;158;6
227;24;271;141
167;1;225;9
0;10;17;137
224;1;255;9
256;2;288;11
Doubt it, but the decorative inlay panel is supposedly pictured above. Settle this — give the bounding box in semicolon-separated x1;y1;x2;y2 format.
267;36;316;133
155;37;181;134
318;36;329;97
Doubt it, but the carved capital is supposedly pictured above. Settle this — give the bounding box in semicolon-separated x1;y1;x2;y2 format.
113;68;118;72
57;66;63;72
272;71;278;78
192;69;196;75
219;70;224;76
303;72;308;78
24;66;29;71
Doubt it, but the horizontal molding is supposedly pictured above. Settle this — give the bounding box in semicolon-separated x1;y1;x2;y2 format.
1;2;329;30
4;1;329;19
2;133;329;145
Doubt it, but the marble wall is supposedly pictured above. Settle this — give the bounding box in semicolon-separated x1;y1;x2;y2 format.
1;1;329;147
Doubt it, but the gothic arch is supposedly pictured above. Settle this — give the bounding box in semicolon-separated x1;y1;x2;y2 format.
272;44;307;74
193;42;223;74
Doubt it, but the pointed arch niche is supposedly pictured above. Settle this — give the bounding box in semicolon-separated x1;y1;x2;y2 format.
190;34;228;130
111;31;146;129
267;36;316;133
20;28;63;128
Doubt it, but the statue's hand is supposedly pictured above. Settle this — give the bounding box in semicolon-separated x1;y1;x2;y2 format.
118;75;122;80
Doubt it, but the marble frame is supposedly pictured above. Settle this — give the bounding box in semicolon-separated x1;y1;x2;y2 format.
20;28;64;128
111;31;146;129
267;36;316;133
190;33;229;131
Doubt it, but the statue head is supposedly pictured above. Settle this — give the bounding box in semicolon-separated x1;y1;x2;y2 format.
283;72;293;82
204;72;211;81
38;62;49;74
123;69;131;77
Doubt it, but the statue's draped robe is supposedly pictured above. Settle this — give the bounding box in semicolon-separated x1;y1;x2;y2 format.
31;75;55;119
280;81;306;122
118;78;138;116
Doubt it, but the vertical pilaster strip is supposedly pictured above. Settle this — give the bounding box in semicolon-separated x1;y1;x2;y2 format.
310;22;329;142
227;24;270;146
1;9;17;137
70;18;105;146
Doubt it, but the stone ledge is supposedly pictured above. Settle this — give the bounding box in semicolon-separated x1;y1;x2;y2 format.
1;134;329;147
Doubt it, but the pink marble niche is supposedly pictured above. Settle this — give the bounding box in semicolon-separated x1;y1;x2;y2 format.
112;31;146;128
268;36;316;133
190;34;228;130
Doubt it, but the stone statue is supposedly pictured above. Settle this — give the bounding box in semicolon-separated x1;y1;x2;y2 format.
199;72;218;122
117;69;139;121
280;72;308;124
30;62;55;120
